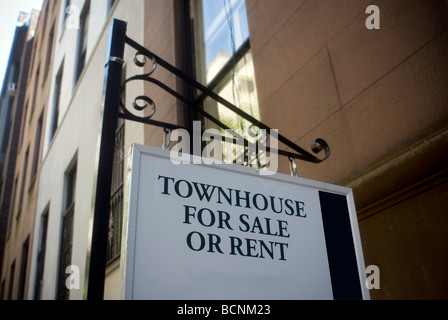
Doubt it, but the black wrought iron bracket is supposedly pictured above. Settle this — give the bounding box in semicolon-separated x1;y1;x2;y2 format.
87;18;330;301
118;35;330;164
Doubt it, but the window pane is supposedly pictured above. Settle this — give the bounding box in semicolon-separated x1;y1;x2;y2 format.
205;51;259;131
200;0;249;82
65;165;76;209
194;0;260;164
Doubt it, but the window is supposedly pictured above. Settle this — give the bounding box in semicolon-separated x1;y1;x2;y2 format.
7;177;18;236
194;0;250;83
193;0;260;162
18;147;30;210
42;1;49;32
107;121;124;263
33;64;40;109
1;279;5;300
75;2;89;84
7;261;15;300
28;37;37;83
50;62;63;141
44;25;54;80
34;208;49;300
107;0;116;15
107;78;125;263
17;237;30;300
19;99;29;147
31;112;43;179
0;96;14;158
63;0;71;25
57;161;76;300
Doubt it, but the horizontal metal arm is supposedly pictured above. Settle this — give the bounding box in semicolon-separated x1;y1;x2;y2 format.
122;35;330;164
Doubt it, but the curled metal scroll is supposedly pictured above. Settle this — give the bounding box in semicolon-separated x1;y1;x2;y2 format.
118;35;331;165
134;95;155;115
119;75;156;120
310;138;330;162
133;51;157;76
119;50;158;120
119;98;155;121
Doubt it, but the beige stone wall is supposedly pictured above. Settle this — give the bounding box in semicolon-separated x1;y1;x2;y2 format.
247;0;448;299
143;0;190;149
248;0;448;181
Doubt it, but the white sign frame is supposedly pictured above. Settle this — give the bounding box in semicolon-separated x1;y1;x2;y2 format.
120;144;370;300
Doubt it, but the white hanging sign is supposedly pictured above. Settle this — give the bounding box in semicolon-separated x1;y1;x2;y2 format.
120;144;369;300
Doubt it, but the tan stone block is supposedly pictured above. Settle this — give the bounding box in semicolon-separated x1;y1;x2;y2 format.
290;110;355;184
147;16;176;66
245;0;259;12
144;0;174;43
294;29;448;184
247;0;305;53
259;48;340;144
340;31;448;169
252;0;371;105
328;0;448;105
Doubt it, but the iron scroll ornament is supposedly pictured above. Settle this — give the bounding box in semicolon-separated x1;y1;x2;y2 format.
88;18;330;302
118;35;330;164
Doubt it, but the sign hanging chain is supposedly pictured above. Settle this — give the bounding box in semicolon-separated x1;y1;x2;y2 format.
162;128;172;150
289;157;299;177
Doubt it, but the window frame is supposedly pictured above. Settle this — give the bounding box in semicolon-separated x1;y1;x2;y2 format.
74;1;90;85
191;0;261;164
34;207;49;300
50;60;64;142
56;159;77;300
